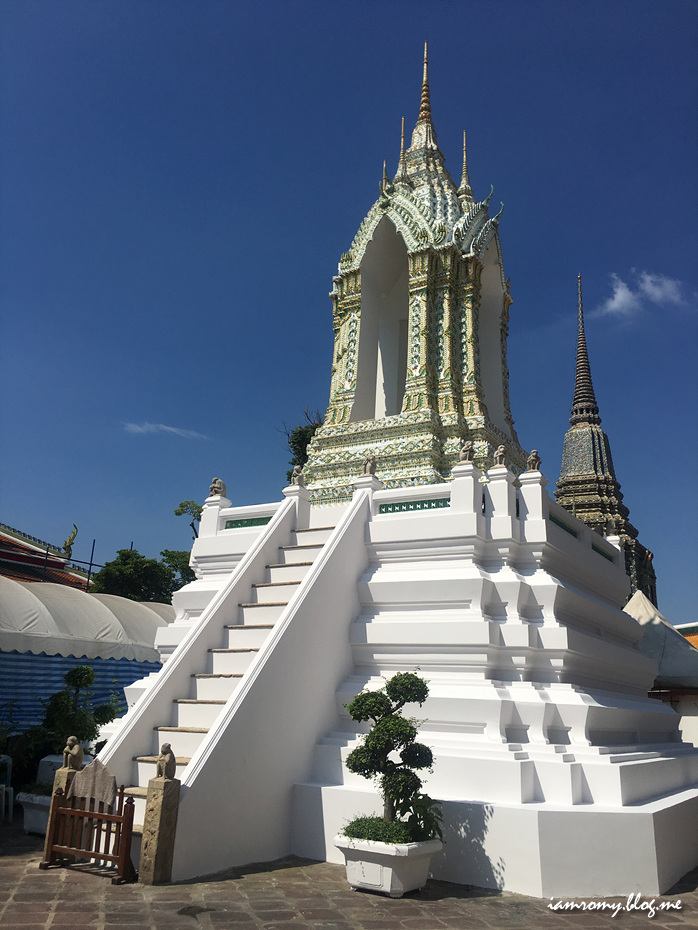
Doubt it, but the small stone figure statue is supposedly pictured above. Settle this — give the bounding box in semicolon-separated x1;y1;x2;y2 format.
526;449;541;472
493;445;507;467
209;477;227;498
362;455;377;476
156;743;176;779
62;736;84;771
458;441;474;463
291;464;305;486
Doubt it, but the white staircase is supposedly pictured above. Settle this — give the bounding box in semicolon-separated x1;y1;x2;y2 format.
121;525;334;828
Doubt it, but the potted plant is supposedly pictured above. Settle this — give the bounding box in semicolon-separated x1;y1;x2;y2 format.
334;672;443;897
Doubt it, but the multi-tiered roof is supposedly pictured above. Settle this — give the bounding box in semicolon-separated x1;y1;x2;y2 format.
556;277;657;604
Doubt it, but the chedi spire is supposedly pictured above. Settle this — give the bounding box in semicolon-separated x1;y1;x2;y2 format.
570;275;600;425
417;41;432;124
556;276;657;605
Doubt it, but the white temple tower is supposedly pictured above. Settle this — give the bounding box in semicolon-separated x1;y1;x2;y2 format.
305;45;526;504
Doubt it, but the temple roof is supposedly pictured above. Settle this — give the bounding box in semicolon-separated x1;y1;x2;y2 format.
340;44;502;272
0;524;89;590
398;42;462;231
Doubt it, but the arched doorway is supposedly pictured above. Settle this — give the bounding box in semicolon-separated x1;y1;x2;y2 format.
351;217;409;421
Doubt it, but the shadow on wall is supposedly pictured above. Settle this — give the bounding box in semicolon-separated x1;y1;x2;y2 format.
435;801;505;890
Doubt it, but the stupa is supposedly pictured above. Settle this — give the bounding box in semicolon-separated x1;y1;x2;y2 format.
100;48;698;897
556;276;658;604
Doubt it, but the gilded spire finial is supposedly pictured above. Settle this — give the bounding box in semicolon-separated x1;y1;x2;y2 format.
457;129;473;202
417;41;432;123
380;159;392;195
395;116;409;182
570;275;601;426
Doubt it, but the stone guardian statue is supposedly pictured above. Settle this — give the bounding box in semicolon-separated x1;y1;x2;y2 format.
156;743;177;779
209;477;227;498
62;736;84;771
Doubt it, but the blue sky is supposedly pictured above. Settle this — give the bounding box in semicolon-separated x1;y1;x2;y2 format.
1;1;696;621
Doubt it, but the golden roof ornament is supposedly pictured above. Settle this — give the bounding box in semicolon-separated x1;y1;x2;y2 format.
417;41;432;123
457;130;474;204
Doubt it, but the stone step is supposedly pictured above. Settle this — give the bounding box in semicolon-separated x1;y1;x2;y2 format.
173;698;227;728
249;580;300;604
290;526;334;546
191;672;243;701
277;543;324;565
239;602;288;625
153;725;208;757
266;561;313;583
223;624;274;649
265;561;313;581
208;647;258;675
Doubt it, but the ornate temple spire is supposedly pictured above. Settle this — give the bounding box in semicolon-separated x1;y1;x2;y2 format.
409;42;439;150
556;277;657;605
395;116;409;184
457;130;474;204
570;275;601;426
417;42;432;124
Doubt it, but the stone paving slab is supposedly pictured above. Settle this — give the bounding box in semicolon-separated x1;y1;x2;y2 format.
2;818;697;929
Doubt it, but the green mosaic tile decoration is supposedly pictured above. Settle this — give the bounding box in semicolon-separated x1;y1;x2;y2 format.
379;497;450;514
224;517;272;529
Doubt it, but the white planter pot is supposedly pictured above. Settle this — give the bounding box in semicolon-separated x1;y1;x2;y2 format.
17;793;52;835
334;834;443;898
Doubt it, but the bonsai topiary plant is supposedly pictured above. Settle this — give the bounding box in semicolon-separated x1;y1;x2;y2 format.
343;672;443;844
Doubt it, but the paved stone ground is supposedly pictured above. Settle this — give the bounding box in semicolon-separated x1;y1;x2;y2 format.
1;818;696;929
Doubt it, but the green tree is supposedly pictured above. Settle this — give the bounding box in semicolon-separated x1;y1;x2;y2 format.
282;408;324;483
8;667;121;785
38;667;119;751
174;500;203;523
160;549;196;588
175;499;203;540
90;549;176;603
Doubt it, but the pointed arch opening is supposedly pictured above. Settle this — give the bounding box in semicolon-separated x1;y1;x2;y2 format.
350;217;409;421
477;239;508;434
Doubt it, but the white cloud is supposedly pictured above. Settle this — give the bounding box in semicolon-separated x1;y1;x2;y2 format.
599;273;643;317
635;271;685;306
597;270;687;318
124;422;209;440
